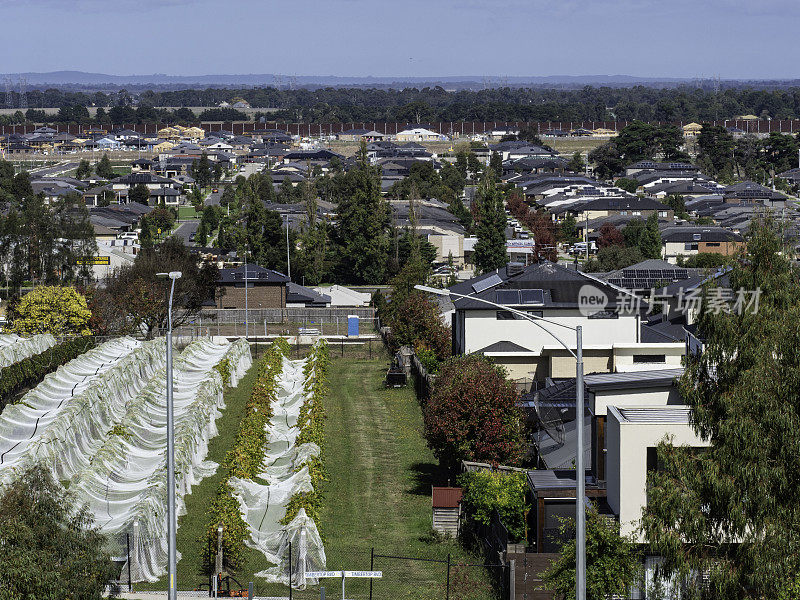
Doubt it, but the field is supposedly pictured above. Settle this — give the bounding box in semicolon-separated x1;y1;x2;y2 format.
136;345;494;599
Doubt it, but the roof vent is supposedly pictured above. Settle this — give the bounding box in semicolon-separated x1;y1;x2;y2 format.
506;262;525;277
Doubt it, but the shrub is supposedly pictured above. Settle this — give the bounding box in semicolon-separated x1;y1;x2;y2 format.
9;286;92;336
424;354;525;469
458;470;528;542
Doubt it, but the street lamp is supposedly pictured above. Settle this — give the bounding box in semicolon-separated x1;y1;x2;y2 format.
415;284;586;600
157;270;182;600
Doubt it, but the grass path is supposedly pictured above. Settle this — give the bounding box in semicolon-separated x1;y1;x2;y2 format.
320;357;494;600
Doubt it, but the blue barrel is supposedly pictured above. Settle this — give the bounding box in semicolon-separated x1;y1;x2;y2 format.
347;315;359;337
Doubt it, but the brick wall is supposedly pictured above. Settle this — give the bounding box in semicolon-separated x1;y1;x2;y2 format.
217;284;285;309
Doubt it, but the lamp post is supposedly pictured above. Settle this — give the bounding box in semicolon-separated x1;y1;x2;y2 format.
283;214;291;281
415;284;586;600
157;270;182;600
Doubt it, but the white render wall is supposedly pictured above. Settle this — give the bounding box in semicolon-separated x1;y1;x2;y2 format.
462;308;638;354
612;343;685;371
606;406;709;540
591;387;682;417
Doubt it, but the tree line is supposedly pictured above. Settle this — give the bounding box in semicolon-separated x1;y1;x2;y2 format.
7;85;800;124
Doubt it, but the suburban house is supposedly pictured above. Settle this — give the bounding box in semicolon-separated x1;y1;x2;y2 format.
660;225;745;263
214;264;289;310
336;128;385;142
449;261;662;381
568;196;673;222
395;128;448;142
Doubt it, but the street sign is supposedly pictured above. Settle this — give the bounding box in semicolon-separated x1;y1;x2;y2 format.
305;570;382;600
76;256;110;265
305;571;382;579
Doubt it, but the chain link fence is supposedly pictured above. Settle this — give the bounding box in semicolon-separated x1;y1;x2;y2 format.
106;539;508;599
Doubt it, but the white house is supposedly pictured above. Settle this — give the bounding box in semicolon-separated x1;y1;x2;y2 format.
606;405;709;539
449;262;648;380
395;128;448;142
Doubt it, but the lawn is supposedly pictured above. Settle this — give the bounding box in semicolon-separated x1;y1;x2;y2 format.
137;349;495;599
178;205;202;219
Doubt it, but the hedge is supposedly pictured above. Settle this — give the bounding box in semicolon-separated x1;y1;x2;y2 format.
0;337;96;410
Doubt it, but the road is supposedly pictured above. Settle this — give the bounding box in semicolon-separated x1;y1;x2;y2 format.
173;220;200;245
29;161;79;177
206;187;223;206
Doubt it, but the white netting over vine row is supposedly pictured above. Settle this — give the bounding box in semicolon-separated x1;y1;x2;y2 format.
0;333;57;369
72;337;252;582
0;336;252;584
0;337;147;477
229;351;326;589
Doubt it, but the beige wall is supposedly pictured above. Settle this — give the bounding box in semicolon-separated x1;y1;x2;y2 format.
606;406;709;539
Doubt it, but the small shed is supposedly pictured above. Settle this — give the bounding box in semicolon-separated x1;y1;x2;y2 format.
432;487;462;537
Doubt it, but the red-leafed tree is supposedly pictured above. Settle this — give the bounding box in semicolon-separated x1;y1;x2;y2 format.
598;222;625;248
523;210;558;262
388;290;451;361
423;354;525;469
506;190;529;221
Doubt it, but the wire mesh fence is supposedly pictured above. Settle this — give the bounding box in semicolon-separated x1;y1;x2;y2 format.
106;540;509;600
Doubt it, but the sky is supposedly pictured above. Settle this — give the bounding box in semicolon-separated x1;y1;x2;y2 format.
1;0;798;80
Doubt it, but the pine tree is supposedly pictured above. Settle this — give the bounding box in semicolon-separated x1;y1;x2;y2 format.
489;151;503;180
332;141;390;284
473;168;508;273
95;153;116;179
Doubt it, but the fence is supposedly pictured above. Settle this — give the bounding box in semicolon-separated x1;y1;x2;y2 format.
105;541;509;600
5;119;800;137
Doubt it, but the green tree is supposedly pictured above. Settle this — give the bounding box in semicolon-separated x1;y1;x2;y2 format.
489;151;503;180
192;152;213;189
588;142;623;180
102;237;219;338
642;216;800;599
697;124;735;179
75;158;92;180
129;182;150;206
559;214;579;243
138;216;154;250
331;142;391;284
0;466;116;600
615;177;640;194
95;153;116;179
9;286;92;336
584;245;644;272
543;506;640;600
473;168;508;273
566;151;585;173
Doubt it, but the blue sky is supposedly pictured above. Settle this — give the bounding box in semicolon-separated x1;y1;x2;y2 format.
1;0;798;79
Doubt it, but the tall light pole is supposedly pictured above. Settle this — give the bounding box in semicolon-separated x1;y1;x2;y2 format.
244;248;249;339
284;214;291;281
157;270;182;600
415;284;586;600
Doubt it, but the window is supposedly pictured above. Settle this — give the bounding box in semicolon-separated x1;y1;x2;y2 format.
705;242;720;247
633;354;666;363
659;211;668;217
496;310;515;320
685;243;698;251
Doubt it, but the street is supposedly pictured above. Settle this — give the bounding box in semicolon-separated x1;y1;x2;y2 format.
173;220;200;245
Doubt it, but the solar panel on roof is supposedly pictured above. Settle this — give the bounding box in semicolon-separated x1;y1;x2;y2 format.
623;269;636;278
496;290;521;305
676;269;689;279
520;289;544;305
472;273;503;294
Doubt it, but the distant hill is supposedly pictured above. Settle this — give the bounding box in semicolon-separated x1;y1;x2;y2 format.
3;71;799;90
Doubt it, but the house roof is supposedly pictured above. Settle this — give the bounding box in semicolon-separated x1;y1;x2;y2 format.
578;196;670;212
432;487;463;508
287;282;330;305
583;368;684;391
475;340;534;354
661;226;743;243
449;260;638;311
610;405;692;424
218;263;289;284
